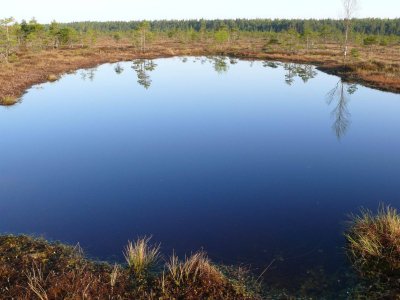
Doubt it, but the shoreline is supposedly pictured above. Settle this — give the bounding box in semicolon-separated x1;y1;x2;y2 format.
0;234;264;299
1;44;399;105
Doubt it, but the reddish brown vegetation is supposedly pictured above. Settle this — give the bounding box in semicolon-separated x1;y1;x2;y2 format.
0;235;261;299
0;39;399;105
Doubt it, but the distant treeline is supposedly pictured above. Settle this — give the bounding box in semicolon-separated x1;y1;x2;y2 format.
63;19;400;36
1;16;399;64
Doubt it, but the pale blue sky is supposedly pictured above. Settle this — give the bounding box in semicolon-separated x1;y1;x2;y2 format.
3;0;399;23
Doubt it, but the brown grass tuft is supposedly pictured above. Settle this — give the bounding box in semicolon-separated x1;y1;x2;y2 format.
123;236;160;277
47;74;59;82
346;205;400;283
0;96;19;106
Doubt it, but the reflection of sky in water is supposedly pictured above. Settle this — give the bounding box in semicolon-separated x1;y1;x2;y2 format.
0;57;399;289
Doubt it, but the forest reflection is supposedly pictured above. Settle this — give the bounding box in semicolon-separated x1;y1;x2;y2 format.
262;61;317;84
112;58;358;139
128;57;320;83
262;60;358;139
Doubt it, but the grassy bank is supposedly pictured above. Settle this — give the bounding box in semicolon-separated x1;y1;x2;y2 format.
2;205;400;299
0;38;399;106
0;234;362;299
0;235;264;299
345;205;400;298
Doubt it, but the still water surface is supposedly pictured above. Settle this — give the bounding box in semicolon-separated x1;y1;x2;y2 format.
1;57;400;289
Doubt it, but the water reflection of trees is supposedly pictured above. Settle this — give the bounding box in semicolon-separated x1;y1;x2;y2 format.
263;61;279;68
260;60;357;139
294;65;317;83
326;80;358;139
126;57;356;140
200;56;240;74
193;56;267;74
80;67;97;81
262;62;317;85
210;56;229;74
132;59;157;89
114;63;124;75
229;58;238;65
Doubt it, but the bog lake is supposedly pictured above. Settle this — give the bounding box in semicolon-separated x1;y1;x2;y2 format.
1;56;399;289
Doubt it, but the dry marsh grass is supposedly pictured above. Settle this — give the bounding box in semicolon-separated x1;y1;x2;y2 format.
0;95;19;106
0;235;261;299
123;236;160;277
345;205;400;296
160;251;261;299
165;251;224;286
0;38;399;106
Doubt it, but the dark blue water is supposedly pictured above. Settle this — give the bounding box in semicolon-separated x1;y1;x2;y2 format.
1;57;399;289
